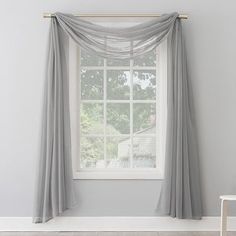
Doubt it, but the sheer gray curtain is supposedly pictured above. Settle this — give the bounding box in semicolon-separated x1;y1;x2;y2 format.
33;18;76;223
33;12;202;223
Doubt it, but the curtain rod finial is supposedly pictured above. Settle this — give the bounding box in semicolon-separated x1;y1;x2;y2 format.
43;13;55;18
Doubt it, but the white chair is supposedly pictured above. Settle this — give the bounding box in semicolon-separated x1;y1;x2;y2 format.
220;195;236;236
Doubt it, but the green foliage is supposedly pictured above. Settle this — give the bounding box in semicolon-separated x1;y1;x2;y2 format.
106;137;119;160
107;103;130;134
133;103;156;133
81;103;103;134
80;103;121;166
81;137;104;167
107;70;130;100
81;70;103;100
133;71;156;100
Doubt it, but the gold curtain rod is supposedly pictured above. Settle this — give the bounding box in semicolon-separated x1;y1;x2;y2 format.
43;13;188;19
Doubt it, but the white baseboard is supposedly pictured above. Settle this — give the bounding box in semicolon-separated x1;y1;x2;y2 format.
0;217;236;232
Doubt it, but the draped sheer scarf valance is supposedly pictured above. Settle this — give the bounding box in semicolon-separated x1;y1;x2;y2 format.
55;12;178;59
33;12;202;223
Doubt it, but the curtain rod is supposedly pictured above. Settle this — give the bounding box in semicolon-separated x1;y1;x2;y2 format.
43;13;188;19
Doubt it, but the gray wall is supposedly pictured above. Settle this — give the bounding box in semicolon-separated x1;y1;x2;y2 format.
0;0;236;217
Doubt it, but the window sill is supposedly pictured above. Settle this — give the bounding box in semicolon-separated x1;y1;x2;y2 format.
73;169;163;180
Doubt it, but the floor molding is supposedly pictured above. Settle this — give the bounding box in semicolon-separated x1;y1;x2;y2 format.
0;217;236;231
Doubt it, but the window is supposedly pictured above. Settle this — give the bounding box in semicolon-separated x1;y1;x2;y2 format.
69;21;167;179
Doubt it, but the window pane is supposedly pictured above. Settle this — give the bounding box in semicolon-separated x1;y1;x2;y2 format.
133;137;156;168
133;103;156;134
81;70;103;100
107;103;130;134
107;58;130;66
106;137;130;168
133;50;156;67
107;70;130;100
133;70;156;100
80;137;104;168
80;49;104;66
81;103;103;135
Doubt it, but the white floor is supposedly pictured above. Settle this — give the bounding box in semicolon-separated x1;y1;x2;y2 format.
0;232;236;236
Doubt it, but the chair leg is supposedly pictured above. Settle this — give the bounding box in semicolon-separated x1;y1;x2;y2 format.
220;199;228;236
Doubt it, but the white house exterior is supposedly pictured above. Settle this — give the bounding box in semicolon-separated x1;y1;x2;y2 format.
117;126;156;168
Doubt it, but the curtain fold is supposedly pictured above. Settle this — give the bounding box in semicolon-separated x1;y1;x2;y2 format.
157;19;202;219
33;18;76;223
33;12;202;223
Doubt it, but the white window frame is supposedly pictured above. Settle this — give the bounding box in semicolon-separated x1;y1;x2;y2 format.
69;27;167;180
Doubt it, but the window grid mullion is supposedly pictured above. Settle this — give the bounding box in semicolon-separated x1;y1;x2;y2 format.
130;41;134;169
78;48;82;170
81;134;156;138
81;100;156;103
80;66;156;70
104;48;107;168
155;47;159;169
